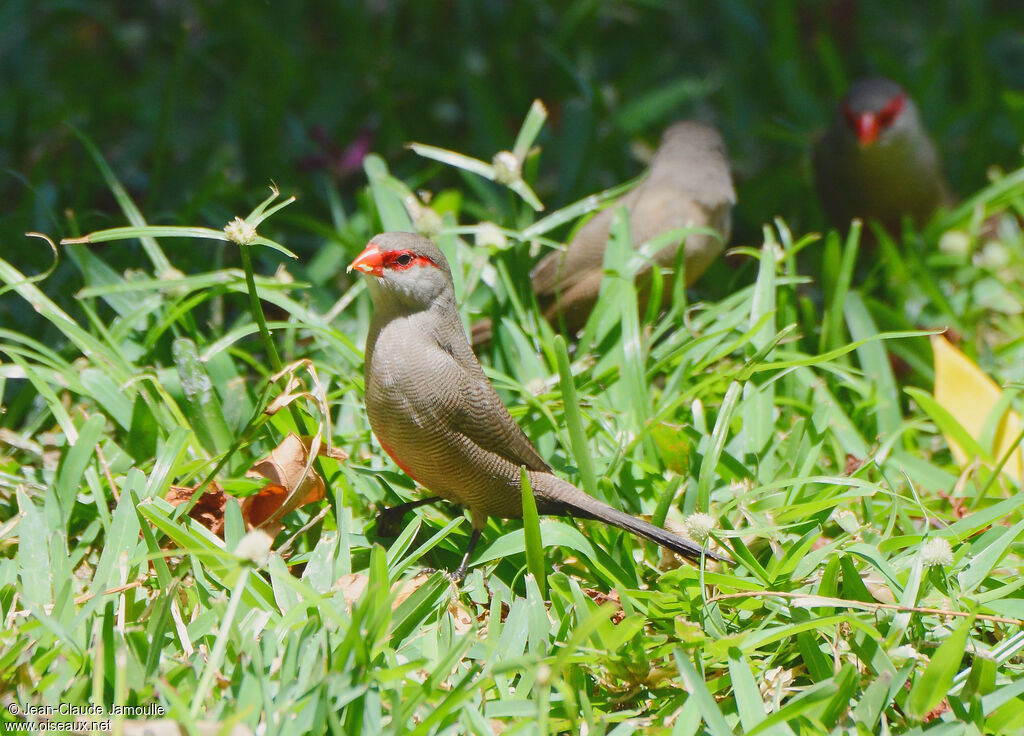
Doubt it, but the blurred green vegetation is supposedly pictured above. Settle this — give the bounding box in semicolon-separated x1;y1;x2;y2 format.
4;0;1023;270
3;2;1024;732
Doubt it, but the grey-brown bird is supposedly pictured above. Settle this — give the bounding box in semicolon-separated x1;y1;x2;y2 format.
350;232;725;579
813;77;947;233
530;120;735;336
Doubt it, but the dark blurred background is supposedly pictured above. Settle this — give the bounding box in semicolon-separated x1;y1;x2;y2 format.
2;0;1023;325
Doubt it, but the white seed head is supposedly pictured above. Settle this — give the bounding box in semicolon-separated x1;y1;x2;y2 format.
414;207;443;238
492;150;521;185
157;266;185;281
525;377;547;396
224;216;257;245
976;242;1011;269
938;230;970;257
535;664;552;687
235;529;273;566
476;221;507;250
684;512;716;545
921;537;954;568
403;195;443;238
157;266;188;297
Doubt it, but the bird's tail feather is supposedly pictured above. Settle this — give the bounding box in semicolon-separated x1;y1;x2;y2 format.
531;472;727;563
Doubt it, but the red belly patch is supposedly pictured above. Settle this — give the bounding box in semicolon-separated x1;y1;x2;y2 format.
378;437;422;485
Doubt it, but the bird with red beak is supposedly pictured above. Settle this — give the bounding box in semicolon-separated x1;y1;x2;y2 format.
349;232;726;580
813;77;947;234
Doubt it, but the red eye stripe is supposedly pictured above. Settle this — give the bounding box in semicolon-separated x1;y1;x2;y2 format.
382;249;436;271
875;93;906;127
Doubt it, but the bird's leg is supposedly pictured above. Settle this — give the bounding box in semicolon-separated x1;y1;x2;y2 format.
375;495;443;536
450;526;483;583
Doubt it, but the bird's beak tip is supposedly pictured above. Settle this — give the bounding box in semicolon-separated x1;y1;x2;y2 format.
855;112;880;146
348;243;383;276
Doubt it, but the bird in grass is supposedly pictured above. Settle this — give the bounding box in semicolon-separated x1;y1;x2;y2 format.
350;232;726;580
473;121;735;343
813;77;947;234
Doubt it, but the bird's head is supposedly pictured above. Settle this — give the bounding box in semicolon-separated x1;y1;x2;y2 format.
839;77;912;147
348;232;454;312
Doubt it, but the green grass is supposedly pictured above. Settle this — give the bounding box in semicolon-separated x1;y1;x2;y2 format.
4;2;1024;733
2;103;1024;732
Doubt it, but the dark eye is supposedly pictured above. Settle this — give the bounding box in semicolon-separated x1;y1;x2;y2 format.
395;253;414;266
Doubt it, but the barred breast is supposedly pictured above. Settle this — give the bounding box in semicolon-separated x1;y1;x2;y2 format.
364;310;532;520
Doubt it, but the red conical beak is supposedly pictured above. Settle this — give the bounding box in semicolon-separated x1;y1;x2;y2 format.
347;242;384;276
855;112;880;146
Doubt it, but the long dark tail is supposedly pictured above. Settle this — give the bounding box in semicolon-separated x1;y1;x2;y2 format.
529;472;728;564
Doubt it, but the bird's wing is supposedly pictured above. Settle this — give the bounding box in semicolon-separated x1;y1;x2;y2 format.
442;334;553;473
530;187;643;298
530;210;612;297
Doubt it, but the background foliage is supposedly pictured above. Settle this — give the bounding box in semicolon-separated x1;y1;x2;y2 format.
2;1;1024;734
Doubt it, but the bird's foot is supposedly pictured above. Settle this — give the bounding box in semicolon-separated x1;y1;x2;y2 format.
418;565;464;585
446;527;480;585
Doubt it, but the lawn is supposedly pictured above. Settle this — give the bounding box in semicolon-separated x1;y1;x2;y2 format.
2;2;1024;734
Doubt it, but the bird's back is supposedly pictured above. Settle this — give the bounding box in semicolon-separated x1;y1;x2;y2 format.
531;121;734;332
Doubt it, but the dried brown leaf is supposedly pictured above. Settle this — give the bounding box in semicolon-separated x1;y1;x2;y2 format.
336;572;370;612
449;600;475;634
243;433;339;530
391;573;431;609
166;482;233;537
333;572;443;615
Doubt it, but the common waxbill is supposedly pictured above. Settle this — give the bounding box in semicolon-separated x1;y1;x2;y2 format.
349;232;725;579
530;120;735;336
813;77;946;233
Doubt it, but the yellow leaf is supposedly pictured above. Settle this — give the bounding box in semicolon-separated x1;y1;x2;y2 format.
932;335;1022;482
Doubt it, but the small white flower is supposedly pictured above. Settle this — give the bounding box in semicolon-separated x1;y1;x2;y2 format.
157;266;185;281
157;266;188;297
525;377;547;396
235;529;273;566
728;477;753;494
976;242;1011;269
224;216;257;245
921;537;954;568
475;221;507;251
684;512;716;545
938;230;970;257
492;150;521;185
535;664;552;687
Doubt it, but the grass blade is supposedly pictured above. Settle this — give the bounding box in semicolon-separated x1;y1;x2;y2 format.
520;467;547;597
